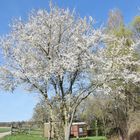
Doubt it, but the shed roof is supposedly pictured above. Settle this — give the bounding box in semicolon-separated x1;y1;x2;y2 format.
44;122;87;125
72;122;87;125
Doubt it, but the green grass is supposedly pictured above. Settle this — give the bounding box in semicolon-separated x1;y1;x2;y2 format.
29;129;43;135
71;136;107;140
0;135;107;140
0;127;11;133
0;135;47;140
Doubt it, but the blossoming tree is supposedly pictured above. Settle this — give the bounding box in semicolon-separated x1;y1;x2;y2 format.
0;4;105;140
0;3;139;140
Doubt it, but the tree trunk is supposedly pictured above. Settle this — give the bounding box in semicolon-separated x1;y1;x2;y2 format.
118;128;125;140
102;117;106;136
119;134;124;140
95;120;98;136
48;118;52;140
48;107;53;140
64;124;71;140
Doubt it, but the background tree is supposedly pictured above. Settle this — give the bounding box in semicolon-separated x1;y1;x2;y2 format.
31;99;49;128
102;9;140;140
132;16;140;39
107;9;124;31
76;95;110;136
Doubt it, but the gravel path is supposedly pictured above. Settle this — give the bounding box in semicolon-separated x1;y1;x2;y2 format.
0;131;11;138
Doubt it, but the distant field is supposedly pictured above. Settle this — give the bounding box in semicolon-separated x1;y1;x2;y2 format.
0;127;11;133
0;135;47;140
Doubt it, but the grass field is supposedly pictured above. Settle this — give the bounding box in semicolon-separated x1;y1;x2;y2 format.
0;135;47;140
0;127;11;133
0;135;107;140
29;129;43;135
71;136;107;140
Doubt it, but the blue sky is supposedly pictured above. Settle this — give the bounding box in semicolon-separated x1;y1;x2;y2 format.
0;0;140;122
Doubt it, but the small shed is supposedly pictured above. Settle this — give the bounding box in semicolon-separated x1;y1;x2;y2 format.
71;122;88;138
44;122;88;138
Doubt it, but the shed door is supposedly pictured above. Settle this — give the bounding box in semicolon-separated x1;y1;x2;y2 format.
79;127;83;133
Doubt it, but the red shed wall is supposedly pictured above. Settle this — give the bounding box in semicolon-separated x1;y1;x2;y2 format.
71;124;87;137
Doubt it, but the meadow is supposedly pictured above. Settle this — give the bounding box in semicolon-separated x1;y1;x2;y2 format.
0;127;11;133
0;135;46;140
72;136;107;140
0;135;107;140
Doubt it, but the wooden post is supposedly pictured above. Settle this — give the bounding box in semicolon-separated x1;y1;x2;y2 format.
11;124;13;135
95;120;98;136
29;125;31;135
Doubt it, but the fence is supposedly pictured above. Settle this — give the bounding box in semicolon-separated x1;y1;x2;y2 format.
11;122;44;136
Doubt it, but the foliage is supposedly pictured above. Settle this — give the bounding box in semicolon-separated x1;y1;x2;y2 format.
75;9;140;140
98;9;140;139
132;16;140;29
31;99;49;127
107;9;123;30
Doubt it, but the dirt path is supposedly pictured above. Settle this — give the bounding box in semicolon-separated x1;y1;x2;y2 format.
0;131;11;138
